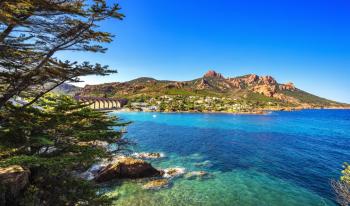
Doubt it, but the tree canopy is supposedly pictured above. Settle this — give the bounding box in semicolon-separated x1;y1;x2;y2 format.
0;1;127;205
0;0;124;109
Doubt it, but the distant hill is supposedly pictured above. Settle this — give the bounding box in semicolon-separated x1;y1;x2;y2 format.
51;83;81;96
78;70;348;108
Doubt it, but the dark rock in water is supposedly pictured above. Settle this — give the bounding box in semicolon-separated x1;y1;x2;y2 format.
94;157;162;183
194;160;213;168
0;165;30;205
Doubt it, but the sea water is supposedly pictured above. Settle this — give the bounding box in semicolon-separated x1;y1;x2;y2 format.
106;110;350;206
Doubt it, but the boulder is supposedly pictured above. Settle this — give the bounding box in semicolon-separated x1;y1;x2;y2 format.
0;165;30;204
143;179;169;190
94;157;162;183
162;167;186;179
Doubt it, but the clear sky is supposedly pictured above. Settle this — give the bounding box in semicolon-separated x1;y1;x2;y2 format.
57;0;350;103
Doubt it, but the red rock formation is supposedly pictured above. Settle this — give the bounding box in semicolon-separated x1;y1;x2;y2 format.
258;76;277;85
196;79;210;89
279;82;296;91
228;78;243;89
204;70;224;78
244;74;259;84
252;85;277;97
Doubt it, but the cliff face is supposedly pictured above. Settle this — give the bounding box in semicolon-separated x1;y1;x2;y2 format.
78;70;345;107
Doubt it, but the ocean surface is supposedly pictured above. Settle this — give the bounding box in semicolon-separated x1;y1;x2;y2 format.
106;110;350;206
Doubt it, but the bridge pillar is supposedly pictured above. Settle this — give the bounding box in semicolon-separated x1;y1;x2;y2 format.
111;101;117;108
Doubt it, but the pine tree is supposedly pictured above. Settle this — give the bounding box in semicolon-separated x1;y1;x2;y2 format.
0;1;128;205
0;0;124;108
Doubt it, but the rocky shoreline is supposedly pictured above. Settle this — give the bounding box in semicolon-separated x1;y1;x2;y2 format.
79;151;211;191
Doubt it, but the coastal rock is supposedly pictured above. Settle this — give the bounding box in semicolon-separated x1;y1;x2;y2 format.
162;167;186;179
94;157;162;183
142;179;169;190
80;161;109;180
0;165;30;203
132;152;164;159
184;171;210;180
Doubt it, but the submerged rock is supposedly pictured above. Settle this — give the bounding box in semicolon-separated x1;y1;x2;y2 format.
0;165;30;204
184;171;210;180
194;160;213;168
162;167;186;179
132;152;164;159
94;157;162;183
143;179;169;190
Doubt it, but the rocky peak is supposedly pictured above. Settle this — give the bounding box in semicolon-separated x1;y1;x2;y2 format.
204;70;224;79
259;76;277;85
245;74;259;84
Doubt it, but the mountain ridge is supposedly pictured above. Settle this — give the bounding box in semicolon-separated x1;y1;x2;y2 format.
76;70;348;108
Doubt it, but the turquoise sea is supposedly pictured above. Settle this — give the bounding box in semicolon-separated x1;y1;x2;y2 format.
107;110;350;206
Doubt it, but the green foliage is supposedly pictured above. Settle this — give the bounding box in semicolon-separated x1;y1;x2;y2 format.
0;94;125;152
0;94;128;205
281;89;337;106
0;0;124;109
332;163;350;206
341;163;350;185
0;1;127;205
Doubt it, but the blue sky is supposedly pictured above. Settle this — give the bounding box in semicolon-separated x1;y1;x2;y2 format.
58;0;350;103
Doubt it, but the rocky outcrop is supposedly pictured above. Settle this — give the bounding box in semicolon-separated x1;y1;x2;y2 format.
228;78;243;89
258;76;277;85
0;165;30;204
94;157;162;183
251;84;277;97
162;167;186;179
204;70;224;79
279;82;296;91
196;79;210;90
